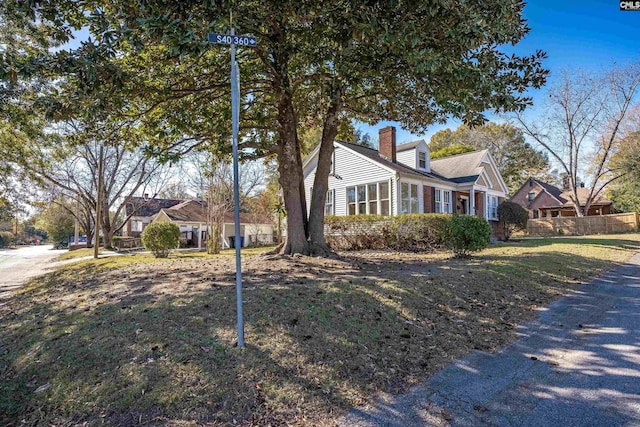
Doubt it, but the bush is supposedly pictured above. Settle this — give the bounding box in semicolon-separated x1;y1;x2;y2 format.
443;215;491;257
497;201;528;240
324;214;450;251
141;222;181;258
0;231;15;248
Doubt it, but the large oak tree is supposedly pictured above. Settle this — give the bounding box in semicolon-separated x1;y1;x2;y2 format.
3;0;548;254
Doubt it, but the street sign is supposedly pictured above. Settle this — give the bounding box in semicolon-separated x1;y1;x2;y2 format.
208;33;257;46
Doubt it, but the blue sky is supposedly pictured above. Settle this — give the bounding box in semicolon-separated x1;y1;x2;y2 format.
358;1;640;146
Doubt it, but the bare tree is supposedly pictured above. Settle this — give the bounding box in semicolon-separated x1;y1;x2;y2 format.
514;64;640;216
24;133;169;248
184;151;265;254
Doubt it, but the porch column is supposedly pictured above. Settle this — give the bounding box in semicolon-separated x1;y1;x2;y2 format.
469;188;475;216
484;192;488;219
198;223;202;249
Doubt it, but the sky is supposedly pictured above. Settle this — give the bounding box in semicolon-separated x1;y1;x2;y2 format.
357;0;640;146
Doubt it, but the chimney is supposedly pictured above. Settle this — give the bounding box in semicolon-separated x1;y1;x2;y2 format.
562;175;571;190
379;126;396;162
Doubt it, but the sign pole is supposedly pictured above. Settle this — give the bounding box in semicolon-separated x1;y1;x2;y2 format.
208;25;256;348
230;27;245;348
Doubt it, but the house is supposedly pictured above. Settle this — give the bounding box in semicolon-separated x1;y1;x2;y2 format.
123;196;183;237
152;200;275;248
302;126;509;233
511;178;614;218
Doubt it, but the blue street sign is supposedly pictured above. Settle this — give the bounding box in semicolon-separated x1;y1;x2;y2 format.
208;33;257;46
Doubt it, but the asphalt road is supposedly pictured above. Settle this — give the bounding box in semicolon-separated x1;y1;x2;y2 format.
0;245;66;300
341;253;640;427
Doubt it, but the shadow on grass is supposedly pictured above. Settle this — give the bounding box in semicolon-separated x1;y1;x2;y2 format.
0;236;638;425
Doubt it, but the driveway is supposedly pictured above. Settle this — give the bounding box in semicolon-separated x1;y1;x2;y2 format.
0;245;67;300
341;253;640;426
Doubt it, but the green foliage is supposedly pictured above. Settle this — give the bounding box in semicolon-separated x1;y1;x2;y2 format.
35;200;75;245
0;231;15;248
141;222;180;258
608;131;640;212
325;214;451;251
443;215;491;257
430;144;476;160
429;123;551;192
497;201;529;241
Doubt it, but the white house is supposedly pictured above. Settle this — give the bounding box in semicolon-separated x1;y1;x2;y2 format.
302;126;508;228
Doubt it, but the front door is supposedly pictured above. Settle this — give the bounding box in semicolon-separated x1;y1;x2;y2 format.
459;196;469;215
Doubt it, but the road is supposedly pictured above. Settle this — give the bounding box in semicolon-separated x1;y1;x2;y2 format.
0;245;67;300
341;253;640;426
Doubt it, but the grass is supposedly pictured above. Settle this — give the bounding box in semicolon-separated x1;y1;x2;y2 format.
55;246;273;263
1;235;639;426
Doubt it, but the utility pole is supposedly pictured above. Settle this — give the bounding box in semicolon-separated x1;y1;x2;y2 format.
94;144;104;259
208;17;257;348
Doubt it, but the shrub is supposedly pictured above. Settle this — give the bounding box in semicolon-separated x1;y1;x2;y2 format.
497;201;529;241
324;214;450;251
443;215;491;257
141;222;181;258
0;231;15;248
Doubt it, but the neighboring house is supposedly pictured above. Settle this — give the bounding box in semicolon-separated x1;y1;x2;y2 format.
511;178;614;218
152;200;275;249
123;196;183;237
302;126;509;232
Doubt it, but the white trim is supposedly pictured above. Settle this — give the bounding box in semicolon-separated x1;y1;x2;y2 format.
480;151;509;194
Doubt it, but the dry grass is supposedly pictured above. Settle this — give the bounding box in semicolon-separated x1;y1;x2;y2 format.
1;235;639;426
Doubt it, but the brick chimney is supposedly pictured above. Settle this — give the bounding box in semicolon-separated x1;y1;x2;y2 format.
379;126;396;162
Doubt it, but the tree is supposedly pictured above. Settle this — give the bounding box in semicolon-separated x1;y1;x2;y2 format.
607;130;640;212
429;123;551;192
514;66;640;216
35;198;75;245
430;144;476;160
497;200;528;241
3;0;548;256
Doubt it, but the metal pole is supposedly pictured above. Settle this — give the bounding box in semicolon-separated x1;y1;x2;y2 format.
230;27;245;347
74;200;79;249
94;144;104;259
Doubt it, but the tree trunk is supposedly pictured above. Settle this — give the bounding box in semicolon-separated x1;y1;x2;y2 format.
275;88;309;255
308;88;343;255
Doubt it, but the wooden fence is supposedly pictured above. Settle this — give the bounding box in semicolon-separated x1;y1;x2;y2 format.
527;212;639;236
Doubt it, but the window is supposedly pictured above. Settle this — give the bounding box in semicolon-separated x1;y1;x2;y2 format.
528;192;535;201
132;220;143;232
489;196;499;220
533;209;539;219
325;189;334;215
347;181;390;216
418;152;427;169
401;182;419;214
435;189;453;213
443;190;452;213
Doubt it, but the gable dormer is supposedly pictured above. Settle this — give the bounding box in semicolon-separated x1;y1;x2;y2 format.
396;140;430;172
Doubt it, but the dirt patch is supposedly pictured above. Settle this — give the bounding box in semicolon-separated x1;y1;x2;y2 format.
1;235;639;426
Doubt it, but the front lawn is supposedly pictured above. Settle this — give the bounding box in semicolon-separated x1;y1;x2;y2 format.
1;235;639;425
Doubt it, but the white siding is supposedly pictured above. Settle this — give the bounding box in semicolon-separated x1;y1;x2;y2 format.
397;149;416;169
304;143;395;217
397;141;430;172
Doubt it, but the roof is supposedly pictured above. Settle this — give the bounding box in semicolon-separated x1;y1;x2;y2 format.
126;197;183;217
396;140;427;152
429;150;489;181
530;179;565;203
336;140;452;183
158;200;274;224
556;187;613;208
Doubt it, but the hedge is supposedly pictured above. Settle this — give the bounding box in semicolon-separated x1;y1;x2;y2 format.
324;214;451;252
